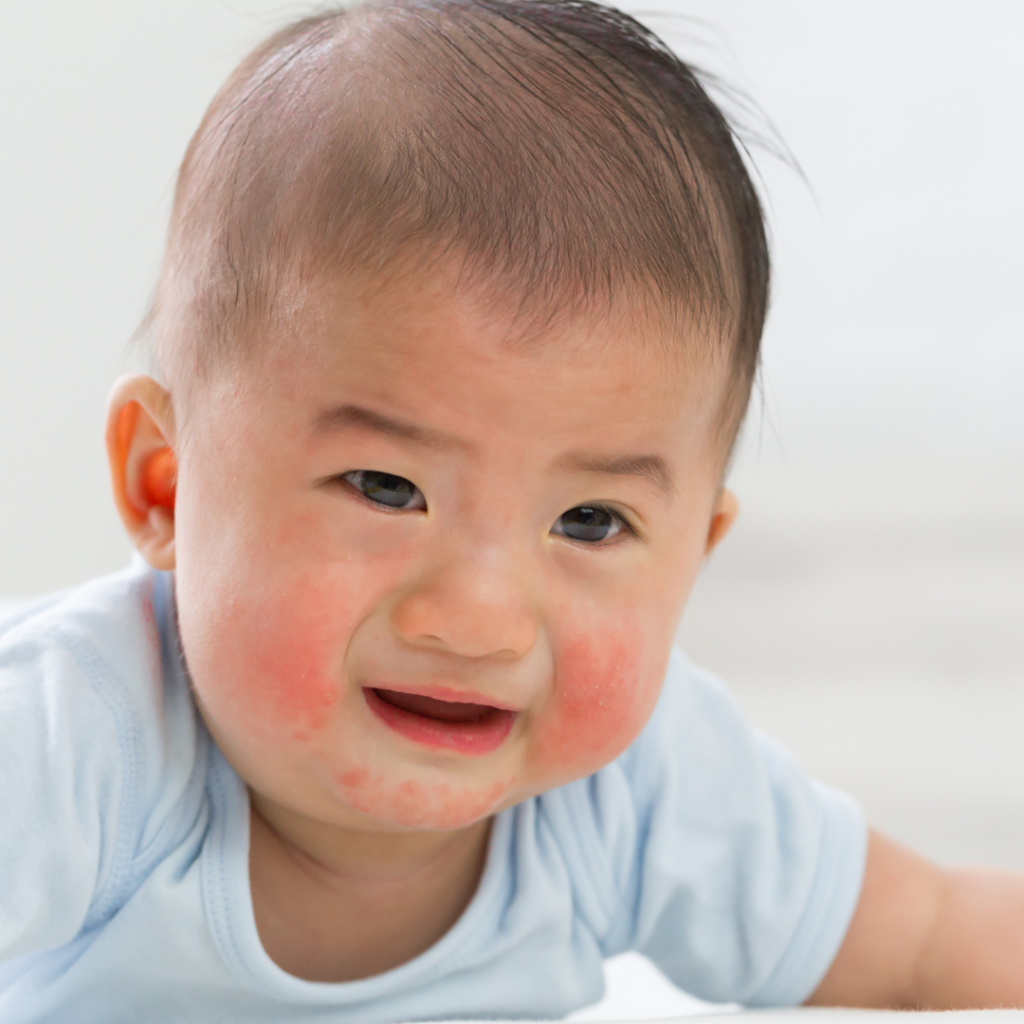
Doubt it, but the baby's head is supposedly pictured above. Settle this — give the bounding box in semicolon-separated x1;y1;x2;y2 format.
108;0;767;833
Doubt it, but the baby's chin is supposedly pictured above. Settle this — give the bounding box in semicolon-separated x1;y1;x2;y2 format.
332;764;514;832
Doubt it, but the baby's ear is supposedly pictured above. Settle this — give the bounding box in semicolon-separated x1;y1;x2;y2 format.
704;487;738;556
106;374;178;570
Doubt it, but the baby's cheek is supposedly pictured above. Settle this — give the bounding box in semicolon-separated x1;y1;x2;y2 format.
246;609;339;737
201;578;351;740
529;631;660;785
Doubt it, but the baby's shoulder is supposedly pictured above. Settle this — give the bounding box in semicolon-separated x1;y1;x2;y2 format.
0;562;212;956
0;560;209;857
2;558;167;671
2;559;179;720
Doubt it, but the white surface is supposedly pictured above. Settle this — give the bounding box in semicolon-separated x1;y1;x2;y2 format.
572;950;1024;1018
690;1013;1023;1021
570;953;731;1020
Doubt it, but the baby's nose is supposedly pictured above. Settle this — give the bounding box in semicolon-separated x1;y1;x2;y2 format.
390;547;538;660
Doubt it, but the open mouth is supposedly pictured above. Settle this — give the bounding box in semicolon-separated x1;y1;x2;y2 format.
363;687;516;755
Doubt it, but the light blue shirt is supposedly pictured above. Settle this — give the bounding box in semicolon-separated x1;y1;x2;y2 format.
0;561;866;1023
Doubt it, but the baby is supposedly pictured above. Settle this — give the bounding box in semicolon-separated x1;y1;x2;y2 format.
2;0;1022;1019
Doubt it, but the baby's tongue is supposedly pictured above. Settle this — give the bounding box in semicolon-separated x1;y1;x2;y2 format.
372;688;495;724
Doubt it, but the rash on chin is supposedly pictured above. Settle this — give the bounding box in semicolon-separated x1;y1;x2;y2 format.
336;767;510;830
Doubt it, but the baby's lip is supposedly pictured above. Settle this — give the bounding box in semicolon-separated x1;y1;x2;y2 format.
362;683;517;755
364;681;519;713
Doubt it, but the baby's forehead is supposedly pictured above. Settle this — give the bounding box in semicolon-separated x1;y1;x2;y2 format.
211;262;731;464
265;255;719;369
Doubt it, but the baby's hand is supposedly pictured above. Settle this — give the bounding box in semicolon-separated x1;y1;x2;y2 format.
809;830;1024;1008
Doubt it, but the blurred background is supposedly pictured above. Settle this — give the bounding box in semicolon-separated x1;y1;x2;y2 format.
1;1;1021;1016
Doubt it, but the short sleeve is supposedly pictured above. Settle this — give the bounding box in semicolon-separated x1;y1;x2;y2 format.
606;651;866;1006
0;625;129;963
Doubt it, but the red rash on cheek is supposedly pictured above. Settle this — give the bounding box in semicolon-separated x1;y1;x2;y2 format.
530;633;654;783
226;591;343;739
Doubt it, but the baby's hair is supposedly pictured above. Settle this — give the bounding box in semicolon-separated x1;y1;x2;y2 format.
149;0;769;441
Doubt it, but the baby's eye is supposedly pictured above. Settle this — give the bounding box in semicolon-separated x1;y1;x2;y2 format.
342;470;426;511
551;505;631;544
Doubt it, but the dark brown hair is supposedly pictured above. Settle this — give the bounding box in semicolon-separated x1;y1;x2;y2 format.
151;0;770;440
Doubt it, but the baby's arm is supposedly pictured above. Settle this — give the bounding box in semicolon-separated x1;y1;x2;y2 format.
809;830;1024;1008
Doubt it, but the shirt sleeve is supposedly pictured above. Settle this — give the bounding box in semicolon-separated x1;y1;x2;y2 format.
0;624;126;963
605;650;867;1006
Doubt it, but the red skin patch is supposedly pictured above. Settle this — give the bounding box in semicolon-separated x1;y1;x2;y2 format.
204;573;347;740
529;631;657;787
336;767;509;831
189;554;667;833
200;576;661;827
252;631;338;737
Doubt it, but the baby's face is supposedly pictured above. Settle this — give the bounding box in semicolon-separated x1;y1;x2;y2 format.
173;266;732;833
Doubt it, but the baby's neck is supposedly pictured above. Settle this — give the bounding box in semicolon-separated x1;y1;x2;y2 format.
248;791;492;982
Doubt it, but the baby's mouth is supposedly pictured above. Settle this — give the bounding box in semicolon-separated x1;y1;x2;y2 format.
363;687;516;755
373;688;498;722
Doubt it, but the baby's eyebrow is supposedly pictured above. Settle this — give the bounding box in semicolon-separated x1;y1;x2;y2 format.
555;452;676;499
312;404;464;451
314;406;674;495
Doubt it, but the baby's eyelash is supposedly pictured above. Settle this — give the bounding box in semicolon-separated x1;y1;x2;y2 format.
337;469;426;511
599;506;638;537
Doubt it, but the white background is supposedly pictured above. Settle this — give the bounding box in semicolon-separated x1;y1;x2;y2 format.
1;3;1022;1015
